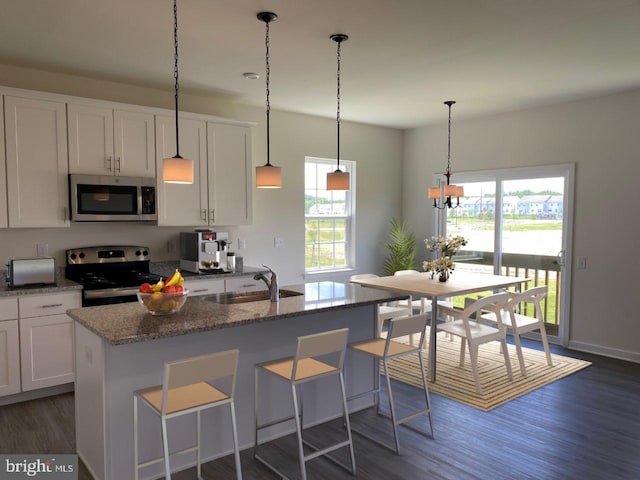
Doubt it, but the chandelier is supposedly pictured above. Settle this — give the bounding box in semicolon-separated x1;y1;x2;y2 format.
428;100;464;209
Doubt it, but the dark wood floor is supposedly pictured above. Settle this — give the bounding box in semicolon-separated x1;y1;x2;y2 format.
1;340;639;480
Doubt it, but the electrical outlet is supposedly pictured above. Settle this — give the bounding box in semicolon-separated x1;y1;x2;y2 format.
36;243;49;257
167;239;178;254
238;238;246;250
274;237;285;248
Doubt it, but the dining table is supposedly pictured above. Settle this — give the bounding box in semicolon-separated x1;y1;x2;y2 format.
350;271;530;381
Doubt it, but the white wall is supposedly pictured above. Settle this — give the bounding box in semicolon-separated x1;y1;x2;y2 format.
403;89;640;362
0;64;404;285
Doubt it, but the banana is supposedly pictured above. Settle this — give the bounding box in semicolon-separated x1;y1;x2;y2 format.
152;278;165;292
165;269;184;287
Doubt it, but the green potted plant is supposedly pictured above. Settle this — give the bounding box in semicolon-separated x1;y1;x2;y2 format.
383;217;417;275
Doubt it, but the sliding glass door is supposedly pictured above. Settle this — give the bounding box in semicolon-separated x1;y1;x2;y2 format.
435;164;574;345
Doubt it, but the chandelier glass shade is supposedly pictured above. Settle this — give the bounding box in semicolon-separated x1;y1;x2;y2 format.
430;100;463;208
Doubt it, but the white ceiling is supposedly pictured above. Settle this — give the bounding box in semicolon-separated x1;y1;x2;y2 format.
1;0;639;129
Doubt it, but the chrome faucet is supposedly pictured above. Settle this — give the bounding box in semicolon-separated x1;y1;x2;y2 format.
254;265;279;302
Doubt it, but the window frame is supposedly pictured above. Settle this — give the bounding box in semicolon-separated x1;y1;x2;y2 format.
304;156;356;273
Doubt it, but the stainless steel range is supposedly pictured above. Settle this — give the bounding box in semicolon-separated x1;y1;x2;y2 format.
65;245;162;306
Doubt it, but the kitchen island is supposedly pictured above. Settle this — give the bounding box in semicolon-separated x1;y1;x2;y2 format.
67;281;407;480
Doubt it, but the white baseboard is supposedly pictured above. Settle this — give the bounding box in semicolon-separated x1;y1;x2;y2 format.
0;383;74;406
568;341;640;364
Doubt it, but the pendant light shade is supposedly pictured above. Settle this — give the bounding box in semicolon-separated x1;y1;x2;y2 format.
163;0;194;184
163;156;194;184
255;163;282;188
327;33;349;191
256;11;282;189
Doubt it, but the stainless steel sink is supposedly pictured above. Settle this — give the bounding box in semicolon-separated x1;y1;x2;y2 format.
208;289;303;304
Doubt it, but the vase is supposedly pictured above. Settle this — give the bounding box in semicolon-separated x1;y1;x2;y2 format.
438;270;449;282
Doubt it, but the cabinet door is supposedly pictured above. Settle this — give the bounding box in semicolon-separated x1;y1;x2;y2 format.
67;104;115;175
225;276;264;292
0;298;20;397
114;110;155;177
19;314;75;391
183;278;225;296
5;96;70;227
207;123;253;225
155;115;208;226
18;292;79;392
0;319;21;397
0;97;7;228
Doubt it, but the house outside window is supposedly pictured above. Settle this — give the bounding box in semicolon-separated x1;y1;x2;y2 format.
304;157;355;272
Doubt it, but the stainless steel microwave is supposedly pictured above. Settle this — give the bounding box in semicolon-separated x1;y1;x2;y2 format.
69;174;157;222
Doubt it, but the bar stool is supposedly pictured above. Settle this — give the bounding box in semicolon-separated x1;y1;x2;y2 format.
133;349;242;480
254;328;356;480
348;314;433;454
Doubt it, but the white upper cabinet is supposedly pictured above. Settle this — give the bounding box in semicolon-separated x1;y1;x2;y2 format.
0;97;7;228
207;123;253;226
155;115;208;226
68;104;155;177
4;95;70;228
156;117;252;226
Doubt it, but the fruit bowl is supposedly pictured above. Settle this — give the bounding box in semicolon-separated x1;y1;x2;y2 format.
137;290;189;316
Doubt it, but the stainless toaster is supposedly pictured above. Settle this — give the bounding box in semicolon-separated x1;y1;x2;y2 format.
7;257;56;287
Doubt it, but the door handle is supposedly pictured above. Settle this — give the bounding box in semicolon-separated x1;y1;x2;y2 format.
555;250;566;267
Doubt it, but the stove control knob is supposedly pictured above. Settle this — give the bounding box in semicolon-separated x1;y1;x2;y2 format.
70;253;77;260
143;250;149;257
135;250;142;257
79;252;85;259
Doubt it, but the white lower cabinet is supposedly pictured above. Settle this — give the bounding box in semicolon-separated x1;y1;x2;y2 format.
0;297;20;397
183;278;225;297
18;292;80;392
225;276;264;292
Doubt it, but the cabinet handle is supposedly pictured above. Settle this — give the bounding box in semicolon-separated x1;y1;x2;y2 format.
210;209;215;223
105;156;112;171
192;289;208;293
242;284;256;288
116;157;121;172
63;206;67;221
201;209;207;222
41;303;63;308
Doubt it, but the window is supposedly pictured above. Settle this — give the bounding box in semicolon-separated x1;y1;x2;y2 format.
305;157;355;272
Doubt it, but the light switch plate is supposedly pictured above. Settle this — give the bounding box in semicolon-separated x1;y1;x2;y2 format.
274;237;284;248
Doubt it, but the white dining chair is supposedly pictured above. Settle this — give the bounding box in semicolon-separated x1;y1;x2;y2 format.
437;292;513;394
479;285;553;376
350;274;412;337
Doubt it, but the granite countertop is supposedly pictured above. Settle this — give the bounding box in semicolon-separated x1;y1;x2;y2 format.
67;281;408;346
150;261;268;280
0;263;267;297
0;268;82;297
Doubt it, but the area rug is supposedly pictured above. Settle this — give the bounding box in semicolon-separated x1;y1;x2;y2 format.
384;331;591;411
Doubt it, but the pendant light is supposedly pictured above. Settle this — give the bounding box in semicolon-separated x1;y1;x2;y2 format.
162;0;194;184
255;12;282;189
429;100;464;208
326;34;350;190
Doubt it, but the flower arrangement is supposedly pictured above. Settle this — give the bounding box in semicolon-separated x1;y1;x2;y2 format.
422;235;467;280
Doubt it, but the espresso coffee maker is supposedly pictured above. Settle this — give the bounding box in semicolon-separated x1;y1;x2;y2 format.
179;231;229;273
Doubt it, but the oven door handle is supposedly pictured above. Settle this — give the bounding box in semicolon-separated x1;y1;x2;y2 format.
84;287;140;299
